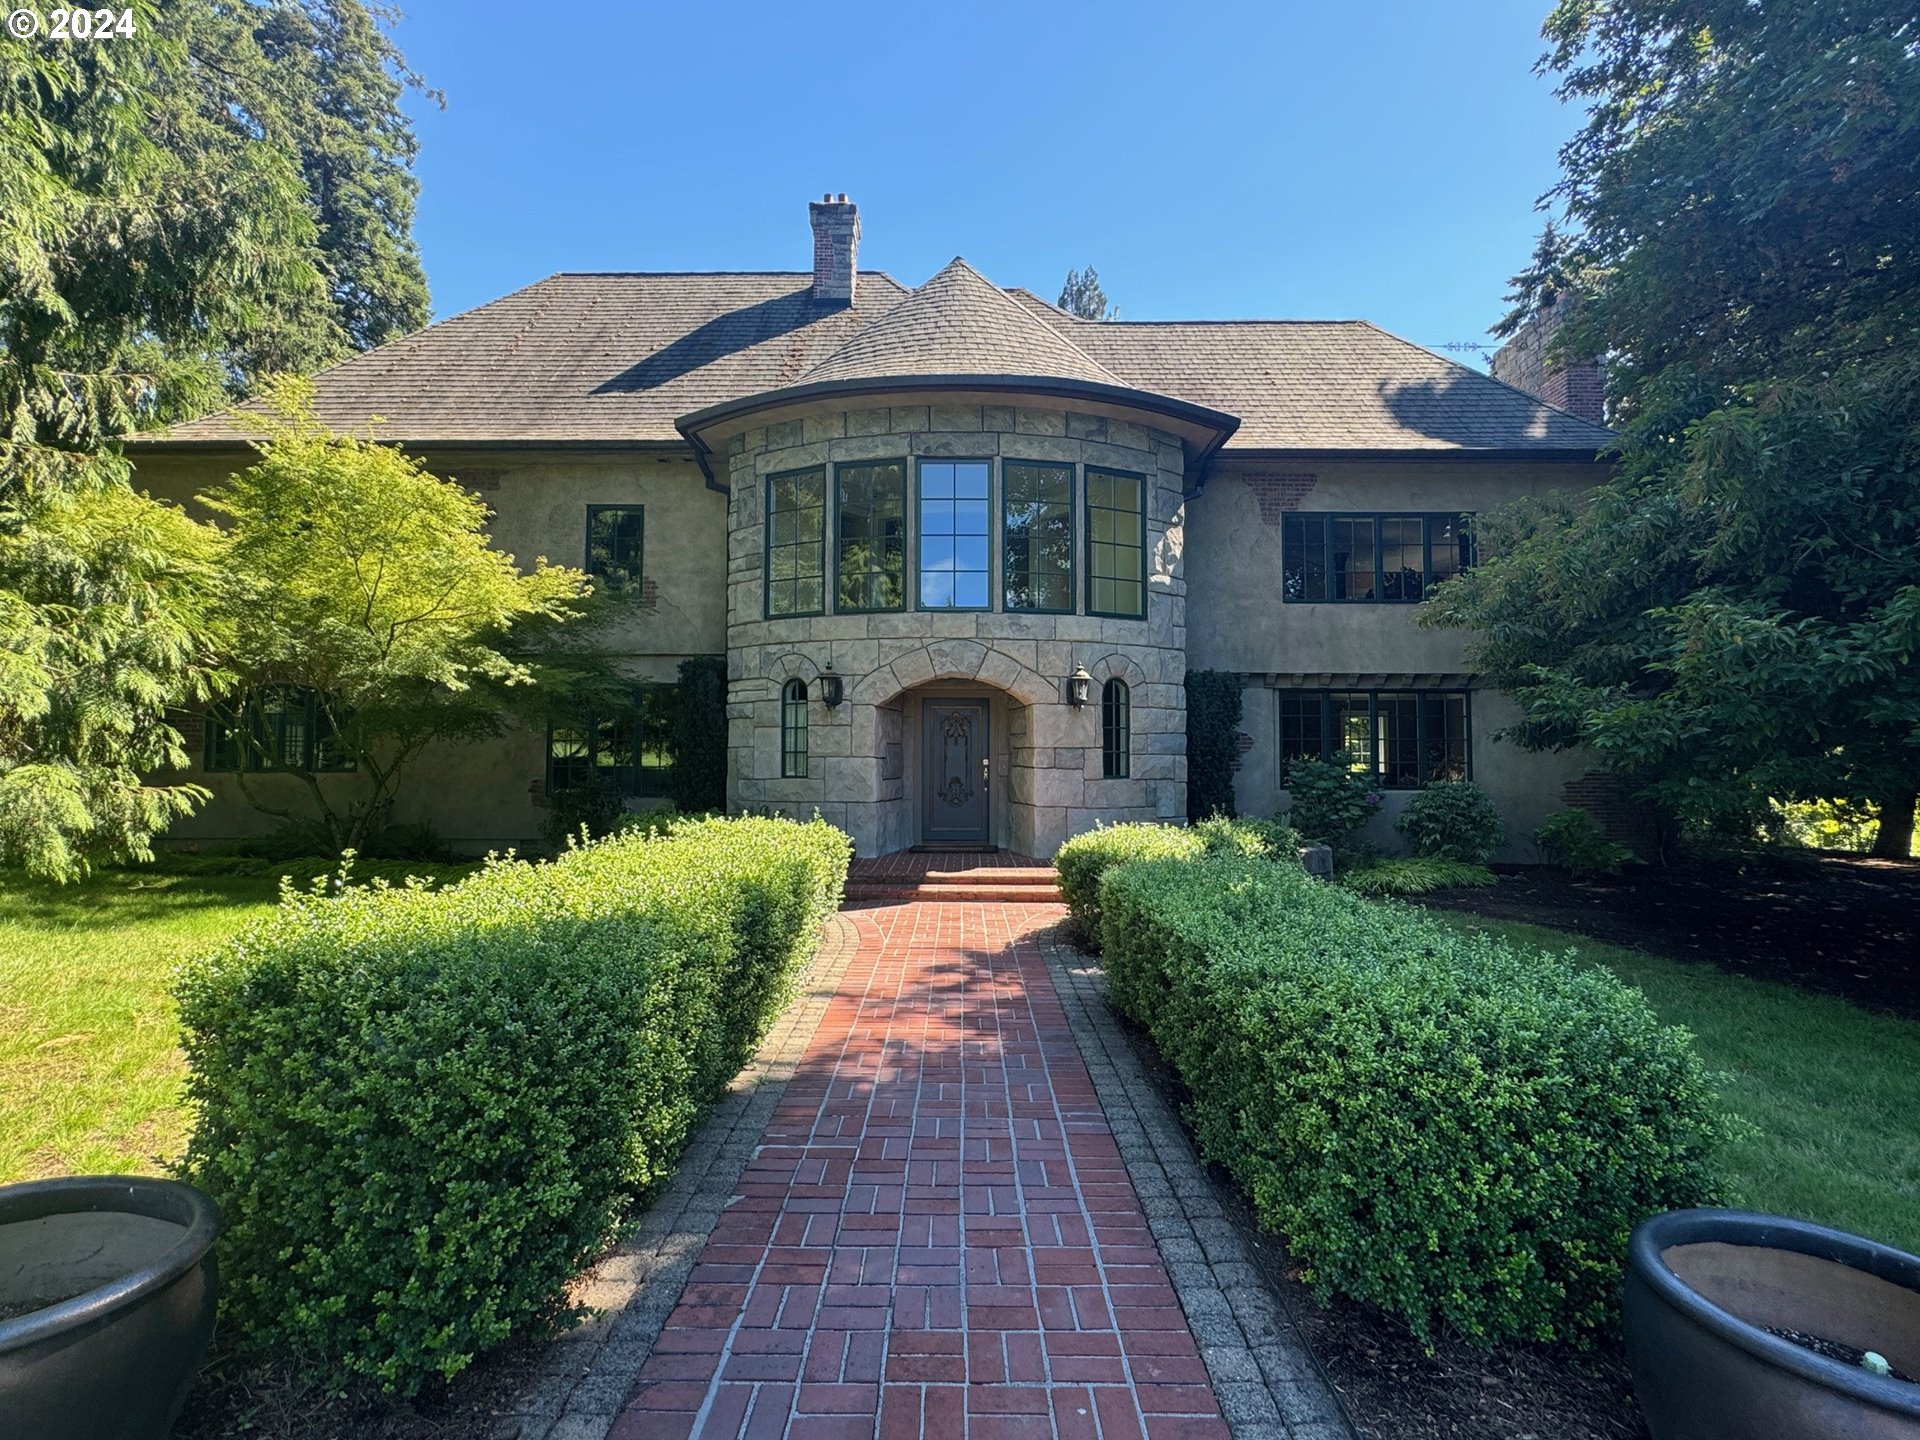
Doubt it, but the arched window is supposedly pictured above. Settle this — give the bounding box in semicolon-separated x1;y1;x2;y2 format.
781;679;809;778
1102;678;1130;778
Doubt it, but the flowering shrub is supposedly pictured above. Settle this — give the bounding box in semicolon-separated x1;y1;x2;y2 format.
176;815;849;1394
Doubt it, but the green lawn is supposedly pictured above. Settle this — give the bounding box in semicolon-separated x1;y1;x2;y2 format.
0;871;284;1182
1438;914;1920;1254
0;860;475;1184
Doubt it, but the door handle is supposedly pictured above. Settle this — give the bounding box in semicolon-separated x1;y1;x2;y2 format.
981;755;990;778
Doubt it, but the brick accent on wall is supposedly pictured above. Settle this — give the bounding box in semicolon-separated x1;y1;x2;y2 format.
1241;471;1318;524
1561;771;1661;857
1231;729;1255;772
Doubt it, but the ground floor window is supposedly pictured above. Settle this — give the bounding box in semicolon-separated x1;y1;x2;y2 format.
205;686;354;773
781;678;808;778
547;684;678;796
1278;688;1469;788
1102;678;1130;778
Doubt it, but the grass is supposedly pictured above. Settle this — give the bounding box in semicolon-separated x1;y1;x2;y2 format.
1438;914;1920;1255
0;859;475;1184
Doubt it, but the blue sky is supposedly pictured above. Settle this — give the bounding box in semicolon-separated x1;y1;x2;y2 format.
397;1;1576;367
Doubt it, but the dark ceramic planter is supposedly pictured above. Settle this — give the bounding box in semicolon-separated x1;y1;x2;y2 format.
1625;1209;1920;1440
0;1176;219;1440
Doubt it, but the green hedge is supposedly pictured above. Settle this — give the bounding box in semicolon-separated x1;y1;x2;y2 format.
177;815;849;1394
1097;854;1724;1344
1054;823;1206;941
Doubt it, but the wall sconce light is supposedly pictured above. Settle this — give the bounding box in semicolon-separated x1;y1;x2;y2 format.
1068;665;1093;707
819;665;844;709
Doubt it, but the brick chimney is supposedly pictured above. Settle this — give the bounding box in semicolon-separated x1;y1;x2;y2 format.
809;193;859;305
1489;293;1605;424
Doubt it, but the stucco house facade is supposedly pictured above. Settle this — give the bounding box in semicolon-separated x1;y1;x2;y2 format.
130;197;1615;860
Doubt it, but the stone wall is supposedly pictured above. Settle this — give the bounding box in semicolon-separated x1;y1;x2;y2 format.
720;401;1191;857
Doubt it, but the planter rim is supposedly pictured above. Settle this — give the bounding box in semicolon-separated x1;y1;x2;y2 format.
1631;1207;1920;1414
0;1175;219;1353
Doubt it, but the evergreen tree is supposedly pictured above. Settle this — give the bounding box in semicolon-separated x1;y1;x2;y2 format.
1058;266;1118;320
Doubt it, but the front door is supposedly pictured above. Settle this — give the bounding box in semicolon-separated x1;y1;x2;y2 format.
921;699;990;846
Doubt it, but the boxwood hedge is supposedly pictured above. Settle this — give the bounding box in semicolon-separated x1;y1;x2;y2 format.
1096;854;1725;1344
177;814;849;1393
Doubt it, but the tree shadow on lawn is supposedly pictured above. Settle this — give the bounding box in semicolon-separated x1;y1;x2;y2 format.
1418;850;1920;1020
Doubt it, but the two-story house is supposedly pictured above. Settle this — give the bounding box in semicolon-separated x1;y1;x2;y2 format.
129;196;1615;860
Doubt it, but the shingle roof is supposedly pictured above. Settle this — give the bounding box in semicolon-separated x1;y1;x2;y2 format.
797;258;1127;390
145;265;1613;457
1003;289;1617;453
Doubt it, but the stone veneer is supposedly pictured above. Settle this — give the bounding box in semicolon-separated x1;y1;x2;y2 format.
721;401;1191;857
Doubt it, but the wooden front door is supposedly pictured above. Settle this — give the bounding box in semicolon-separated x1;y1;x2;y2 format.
921;699;990;846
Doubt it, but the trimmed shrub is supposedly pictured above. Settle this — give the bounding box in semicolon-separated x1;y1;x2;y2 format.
1282;756;1381;848
1192;814;1304;862
1536;807;1638;875
177;815;849;1394
1097;854;1724;1344
1054;823;1203;944
539;775;629;850
1185;669;1242;820
1338;856;1497;895
670;655;728;813
1396;780;1502;864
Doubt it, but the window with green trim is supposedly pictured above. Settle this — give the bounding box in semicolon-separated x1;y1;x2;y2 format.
835;461;906;612
781;678;808;778
1278;689;1469;789
766;468;826;617
1086;467;1146;618
586;506;645;595
1003;461;1074;612
546;684;678;796
917;460;991;610
204;687;354;773
1102;679;1131;778
1281;513;1475;602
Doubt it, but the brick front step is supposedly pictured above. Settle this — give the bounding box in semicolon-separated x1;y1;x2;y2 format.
844;869;1062;904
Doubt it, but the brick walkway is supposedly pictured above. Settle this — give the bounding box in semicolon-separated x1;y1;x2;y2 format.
610;902;1233;1440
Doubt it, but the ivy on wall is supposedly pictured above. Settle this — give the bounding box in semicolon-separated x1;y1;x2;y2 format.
671;656;728;813
1186;669;1243;821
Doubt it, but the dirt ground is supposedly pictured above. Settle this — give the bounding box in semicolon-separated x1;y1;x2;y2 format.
1419;849;1920;1019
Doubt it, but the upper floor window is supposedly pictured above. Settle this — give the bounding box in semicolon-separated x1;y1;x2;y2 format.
835;460;907;612
205;686;354;773
1086;467;1146;619
917;460;991;610
548;684;678;797
1282;513;1474;603
586;505;644;595
1003;461;1074;613
766;468;826;618
1279;688;1469;789
1102;679;1131;778
781;679;809;778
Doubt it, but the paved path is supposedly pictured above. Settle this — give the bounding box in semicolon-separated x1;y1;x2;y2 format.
517;900;1348;1440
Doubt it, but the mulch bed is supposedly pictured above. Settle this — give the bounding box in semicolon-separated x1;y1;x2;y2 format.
1417;850;1920;1019
172;1334;543;1440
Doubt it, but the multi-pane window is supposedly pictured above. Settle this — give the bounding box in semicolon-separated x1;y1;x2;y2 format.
835;461;907;612
1086;468;1146;618
586;506;645;595
918;460;991;609
766;468;826;617
1102;679;1131;779
781;679;809;778
547;685;678;797
205;687;353;772
1003;461;1074;613
1282;513;1475;602
1277;690;1470;789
